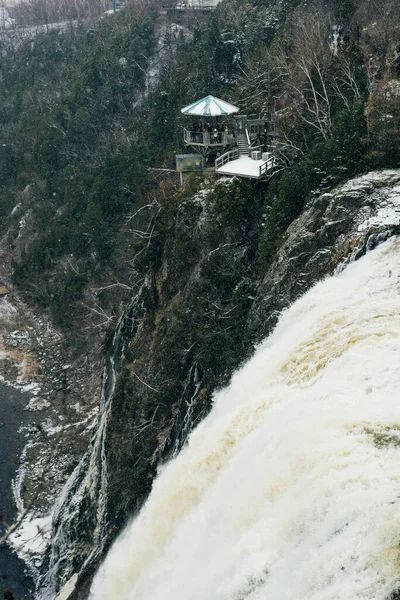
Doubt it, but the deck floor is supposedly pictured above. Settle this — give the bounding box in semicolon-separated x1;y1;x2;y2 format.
216;155;268;179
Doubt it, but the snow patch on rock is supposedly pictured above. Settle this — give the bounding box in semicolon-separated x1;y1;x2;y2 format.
9;512;52;565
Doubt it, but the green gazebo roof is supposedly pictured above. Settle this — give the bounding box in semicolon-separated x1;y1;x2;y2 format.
181;95;239;117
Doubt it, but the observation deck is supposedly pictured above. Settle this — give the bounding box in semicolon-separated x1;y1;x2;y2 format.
180;95;276;180
215;149;274;180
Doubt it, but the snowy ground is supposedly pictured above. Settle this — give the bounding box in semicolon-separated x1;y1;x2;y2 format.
9;513;52;566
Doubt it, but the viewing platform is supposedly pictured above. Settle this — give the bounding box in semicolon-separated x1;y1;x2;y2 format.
164;0;221;9
215;149;274;180
178;95;276;181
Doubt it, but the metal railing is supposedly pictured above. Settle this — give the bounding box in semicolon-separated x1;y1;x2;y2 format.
259;154;275;177
245;128;251;148
184;129;228;147
167;2;217;10
215;148;240;170
233;115;276;140
215;147;275;179
248;144;263;156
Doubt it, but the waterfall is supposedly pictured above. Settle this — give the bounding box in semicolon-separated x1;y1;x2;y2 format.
40;286;146;596
90;236;400;600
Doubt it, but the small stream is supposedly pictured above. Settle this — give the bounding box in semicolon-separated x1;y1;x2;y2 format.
0;383;34;598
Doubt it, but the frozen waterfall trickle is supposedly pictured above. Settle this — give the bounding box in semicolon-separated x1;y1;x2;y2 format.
90;237;400;600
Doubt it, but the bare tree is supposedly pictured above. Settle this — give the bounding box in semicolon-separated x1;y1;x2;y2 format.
332;54;363;107
278;8;334;142
235;44;283;115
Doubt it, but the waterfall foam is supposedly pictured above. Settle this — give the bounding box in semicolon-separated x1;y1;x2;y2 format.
90;236;400;600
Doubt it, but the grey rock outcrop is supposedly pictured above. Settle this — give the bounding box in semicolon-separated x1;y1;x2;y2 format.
247;170;400;344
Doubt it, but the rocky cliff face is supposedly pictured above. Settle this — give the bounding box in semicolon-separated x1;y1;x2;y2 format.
39;177;265;597
42;169;400;599
247;170;400;344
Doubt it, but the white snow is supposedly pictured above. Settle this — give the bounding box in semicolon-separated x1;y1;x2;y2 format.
10;202;21;216
9;512;52;561
384;79;400;99
357;183;400;231
216;156;270;179
25;396;51;411
18;381;40;393
338;170;400;193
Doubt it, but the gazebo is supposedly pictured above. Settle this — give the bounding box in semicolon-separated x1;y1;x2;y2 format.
181;95;238;154
179;95;276;180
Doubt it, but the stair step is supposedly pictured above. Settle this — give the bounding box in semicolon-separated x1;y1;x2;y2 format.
236;133;249;154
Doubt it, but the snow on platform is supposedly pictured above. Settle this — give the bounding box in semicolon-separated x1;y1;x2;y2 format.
216;155;271;179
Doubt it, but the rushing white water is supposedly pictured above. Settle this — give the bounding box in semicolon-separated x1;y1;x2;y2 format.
91;237;400;600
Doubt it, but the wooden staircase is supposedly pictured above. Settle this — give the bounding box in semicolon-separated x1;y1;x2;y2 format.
236;132;249;155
